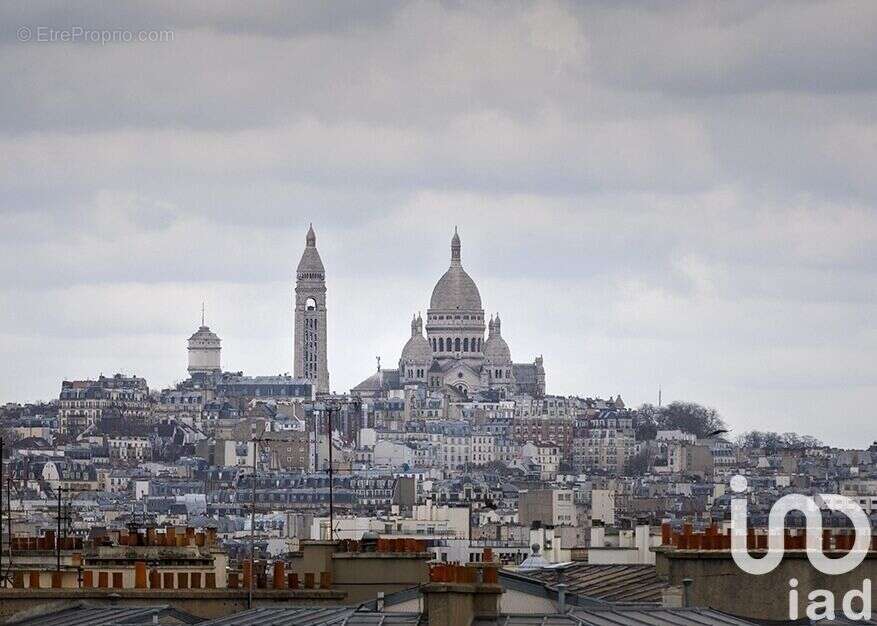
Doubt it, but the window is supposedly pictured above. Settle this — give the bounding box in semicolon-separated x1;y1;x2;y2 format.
455;338;461;351
463;338;469;352
439;338;444;352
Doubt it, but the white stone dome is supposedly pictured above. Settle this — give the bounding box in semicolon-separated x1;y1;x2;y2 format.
430;266;482;311
483;334;511;363
483;315;511;363
429;229;482;311
401;334;433;362
401;314;433;363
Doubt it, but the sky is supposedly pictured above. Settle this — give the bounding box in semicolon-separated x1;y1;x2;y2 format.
1;1;876;447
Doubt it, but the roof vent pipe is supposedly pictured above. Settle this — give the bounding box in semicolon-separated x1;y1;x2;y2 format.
557;583;568;614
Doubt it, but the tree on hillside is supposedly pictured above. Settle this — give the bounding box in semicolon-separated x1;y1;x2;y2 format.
633;404;660;441
633;401;726;440
736;430;822;452
660;401;726;439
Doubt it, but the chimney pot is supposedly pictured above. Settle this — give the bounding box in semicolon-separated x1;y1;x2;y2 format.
682;578;693;607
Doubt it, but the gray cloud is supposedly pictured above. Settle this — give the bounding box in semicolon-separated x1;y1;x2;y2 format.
0;1;875;446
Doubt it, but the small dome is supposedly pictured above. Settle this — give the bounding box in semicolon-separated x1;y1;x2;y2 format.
401;334;433;363
518;545;549;572
401;314;433;363
483;335;511;363
483;315;511;363
188;326;220;344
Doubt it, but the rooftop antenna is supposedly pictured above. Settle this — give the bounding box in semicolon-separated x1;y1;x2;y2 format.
201;302;206;326
658;385;662;408
376;356;381;372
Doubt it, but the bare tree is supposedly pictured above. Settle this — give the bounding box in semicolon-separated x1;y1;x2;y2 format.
633;401;726;440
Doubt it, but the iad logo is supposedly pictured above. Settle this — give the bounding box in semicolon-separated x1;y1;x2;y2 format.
729;474;872;620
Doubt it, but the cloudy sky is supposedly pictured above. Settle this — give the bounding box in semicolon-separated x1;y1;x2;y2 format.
1;2;875;446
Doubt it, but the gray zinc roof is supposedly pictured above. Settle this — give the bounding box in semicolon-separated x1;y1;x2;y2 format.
6;604;201;626
473;608;759;625
198;607;423;625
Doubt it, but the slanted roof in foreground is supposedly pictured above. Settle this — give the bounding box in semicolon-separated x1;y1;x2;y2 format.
195;606;761;626
506;563;669;603
198;607;423;626
473;608;758;625
6;604;202;626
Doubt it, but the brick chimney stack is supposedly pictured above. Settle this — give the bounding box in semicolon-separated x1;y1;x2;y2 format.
422;563;502;626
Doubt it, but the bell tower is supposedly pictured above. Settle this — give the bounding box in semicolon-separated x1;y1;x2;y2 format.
294;224;329;394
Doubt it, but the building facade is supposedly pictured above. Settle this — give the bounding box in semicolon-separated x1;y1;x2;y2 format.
58;374;150;436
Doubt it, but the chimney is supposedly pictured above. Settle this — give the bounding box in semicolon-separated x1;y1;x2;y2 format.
682;578;693;607
423;564;502;626
590;522;605;548
634;524;650;563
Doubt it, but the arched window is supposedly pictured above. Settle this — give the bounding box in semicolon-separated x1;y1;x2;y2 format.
447;337;452;352
305;297;317;311
439;338;444;352
454;338;461;352
463;338;469;352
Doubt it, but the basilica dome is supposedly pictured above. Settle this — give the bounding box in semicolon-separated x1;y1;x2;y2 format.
429;229;482;311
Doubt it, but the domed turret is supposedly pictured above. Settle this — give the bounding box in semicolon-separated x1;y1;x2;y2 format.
401;314;432;363
483;314;511;363
399;313;432;384
187;316;221;375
